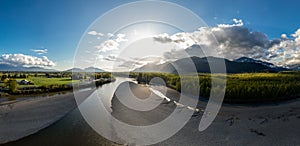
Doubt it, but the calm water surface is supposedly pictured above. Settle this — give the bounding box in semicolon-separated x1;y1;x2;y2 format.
2;78;133;146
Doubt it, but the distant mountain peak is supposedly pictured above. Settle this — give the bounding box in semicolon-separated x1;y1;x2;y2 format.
234;57;277;68
235;57;264;63
135;56;289;73
84;67;105;72
64;67;105;72
0;64;57;72
287;64;300;70
64;68;84;72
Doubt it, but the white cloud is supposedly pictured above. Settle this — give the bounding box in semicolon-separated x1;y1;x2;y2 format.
281;34;288;39
95;40;119;52
115;34;128;42
154;19;269;60
218;18;244;28
292;28;300;45
104;54;130;63
268;30;300;67
133;56;164;65
94;33;127;52
89;21;299;69
87;30;104;36
153;19;300;68
0;54;55;67
107;33;114;38
31;48;48;55
118;60;146;69
104;55;118;61
153;32;196;49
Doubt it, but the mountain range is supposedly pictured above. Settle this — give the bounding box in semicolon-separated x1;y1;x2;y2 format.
0;64;57;72
287;64;300;70
134;56;290;73
64;67;105;72
0;57;297;73
0;64;105;72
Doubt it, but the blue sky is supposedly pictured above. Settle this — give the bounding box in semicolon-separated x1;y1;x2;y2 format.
1;0;300;70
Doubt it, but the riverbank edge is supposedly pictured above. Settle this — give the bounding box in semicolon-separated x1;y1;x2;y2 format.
0;79;116;145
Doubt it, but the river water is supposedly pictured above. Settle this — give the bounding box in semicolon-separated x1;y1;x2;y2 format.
2;78;134;146
3;77;300;146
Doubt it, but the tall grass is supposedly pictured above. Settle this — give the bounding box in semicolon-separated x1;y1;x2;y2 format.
133;72;300;103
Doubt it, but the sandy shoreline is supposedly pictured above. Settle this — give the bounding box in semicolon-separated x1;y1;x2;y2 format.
110;82;300;145
0;90;93;144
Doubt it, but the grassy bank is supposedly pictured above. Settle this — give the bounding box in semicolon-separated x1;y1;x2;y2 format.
18;77;79;87
132;71;300;103
0;72;115;97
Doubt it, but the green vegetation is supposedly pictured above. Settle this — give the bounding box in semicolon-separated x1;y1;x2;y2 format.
225;72;300;102
133;71;300;103
24;77;78;86
0;72;115;97
2;70;299;103
7;79;18;93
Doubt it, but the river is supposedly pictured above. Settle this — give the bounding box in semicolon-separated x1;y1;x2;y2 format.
2;78;133;146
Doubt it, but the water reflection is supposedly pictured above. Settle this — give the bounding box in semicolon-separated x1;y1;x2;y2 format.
2;78;132;146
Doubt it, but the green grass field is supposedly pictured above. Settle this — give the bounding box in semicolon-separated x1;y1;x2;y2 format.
0;72;114;96
16;77;80;87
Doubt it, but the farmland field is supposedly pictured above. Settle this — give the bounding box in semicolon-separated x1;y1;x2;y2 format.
13;77;80;88
23;77;79;86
